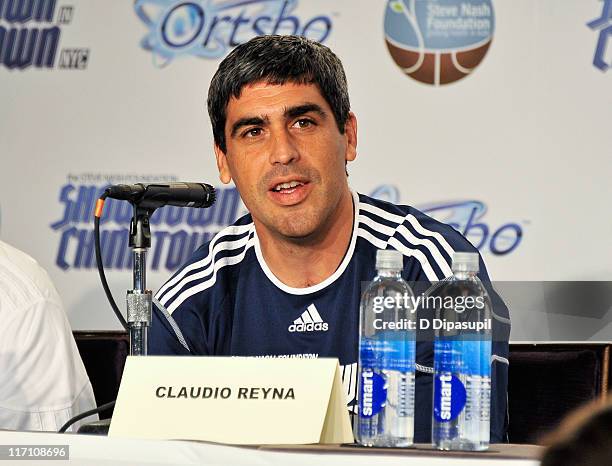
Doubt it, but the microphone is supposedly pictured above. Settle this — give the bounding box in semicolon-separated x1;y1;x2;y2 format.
104;182;216;209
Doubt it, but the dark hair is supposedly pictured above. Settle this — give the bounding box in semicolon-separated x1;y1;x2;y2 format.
541;402;612;466
207;35;350;153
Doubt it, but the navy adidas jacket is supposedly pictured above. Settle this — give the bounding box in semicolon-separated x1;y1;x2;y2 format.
150;192;510;442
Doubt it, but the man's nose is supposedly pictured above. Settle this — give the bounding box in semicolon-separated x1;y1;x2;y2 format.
268;128;300;165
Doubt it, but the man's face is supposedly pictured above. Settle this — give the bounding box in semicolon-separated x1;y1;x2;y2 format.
214;81;357;241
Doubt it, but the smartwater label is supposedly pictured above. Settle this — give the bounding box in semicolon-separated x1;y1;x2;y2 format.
462;339;492;376
359;369;387;418
433;373;466;422
359;337;415;371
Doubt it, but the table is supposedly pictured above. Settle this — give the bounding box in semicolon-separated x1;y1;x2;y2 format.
0;431;541;466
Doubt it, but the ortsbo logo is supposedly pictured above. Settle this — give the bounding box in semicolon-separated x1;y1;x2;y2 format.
370;185;524;256
383;0;494;85
134;0;333;67
418;200;522;256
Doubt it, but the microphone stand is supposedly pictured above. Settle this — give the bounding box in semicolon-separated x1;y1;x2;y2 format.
115;184;215;356
73;184;216;436
127;204;154;356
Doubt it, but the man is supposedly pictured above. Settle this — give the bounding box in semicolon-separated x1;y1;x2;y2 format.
150;35;510;442
0;239;97;431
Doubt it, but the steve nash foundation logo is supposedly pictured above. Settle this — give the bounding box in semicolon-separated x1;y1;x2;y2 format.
384;0;494;85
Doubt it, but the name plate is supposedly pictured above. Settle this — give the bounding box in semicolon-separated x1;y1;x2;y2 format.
108;356;353;445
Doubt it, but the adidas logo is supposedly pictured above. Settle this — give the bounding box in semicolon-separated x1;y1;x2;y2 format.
288;304;329;333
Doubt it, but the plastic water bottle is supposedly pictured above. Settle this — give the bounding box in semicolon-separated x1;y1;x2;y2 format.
431;252;492;451
355;249;416;447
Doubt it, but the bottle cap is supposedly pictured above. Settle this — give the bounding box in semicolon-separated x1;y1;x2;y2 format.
376;249;403;270
452;252;479;273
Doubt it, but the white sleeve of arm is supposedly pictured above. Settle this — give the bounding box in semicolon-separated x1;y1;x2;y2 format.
0;299;98;432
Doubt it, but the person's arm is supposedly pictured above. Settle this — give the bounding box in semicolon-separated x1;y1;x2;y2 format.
149;284;227;355
476;255;511;443
148;298;199;355
0;299;97;432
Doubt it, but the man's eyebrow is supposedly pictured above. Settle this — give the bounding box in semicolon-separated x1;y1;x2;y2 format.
230;116;268;138
284;103;327;120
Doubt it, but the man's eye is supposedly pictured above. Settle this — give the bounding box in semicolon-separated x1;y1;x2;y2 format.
294;119;313;128
244;128;262;138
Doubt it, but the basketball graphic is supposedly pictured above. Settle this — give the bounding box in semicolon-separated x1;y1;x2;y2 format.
384;0;495;85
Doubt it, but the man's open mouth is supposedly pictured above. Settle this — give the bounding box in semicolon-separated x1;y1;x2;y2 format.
267;178;311;206
271;180;306;194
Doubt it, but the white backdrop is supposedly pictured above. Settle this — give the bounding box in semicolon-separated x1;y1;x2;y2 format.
1;0;610;334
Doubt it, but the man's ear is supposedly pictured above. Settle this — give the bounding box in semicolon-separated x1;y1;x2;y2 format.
344;112;357;163
214;144;232;184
